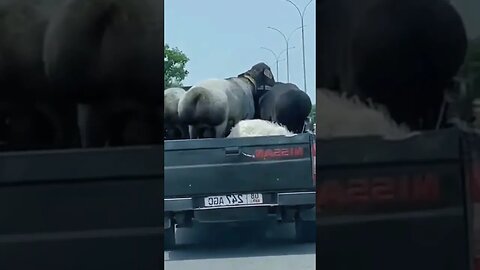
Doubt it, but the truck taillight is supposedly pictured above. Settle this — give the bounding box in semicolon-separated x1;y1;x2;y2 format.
312;143;316;186
471;164;480;202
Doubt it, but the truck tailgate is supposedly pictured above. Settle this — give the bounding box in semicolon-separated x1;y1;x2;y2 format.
316;128;469;269
0;146;163;270
164;133;314;197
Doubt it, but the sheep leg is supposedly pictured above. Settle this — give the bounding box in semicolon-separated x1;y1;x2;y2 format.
36;101;81;149
178;125;189;139
165;122;183;140
121;113;160;145
224;119;235;137
202;127;216;138
77;103;108;147
189;125;199;139
214;120;228;138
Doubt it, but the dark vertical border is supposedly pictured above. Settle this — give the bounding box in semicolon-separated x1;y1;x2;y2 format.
314;1;320;269
159;0;166;267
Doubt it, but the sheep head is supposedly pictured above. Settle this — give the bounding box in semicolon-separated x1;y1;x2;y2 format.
238;62;276;89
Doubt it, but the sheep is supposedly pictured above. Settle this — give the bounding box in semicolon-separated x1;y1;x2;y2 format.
0;0;162;150
40;0;162;147
43;0;163;101
164;87;189;140
316;88;420;140
0;0;81;150
227;119;294;138
178;62;275;139
255;82;312;133
317;0;467;130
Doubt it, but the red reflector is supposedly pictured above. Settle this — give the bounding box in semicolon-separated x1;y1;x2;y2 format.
474;257;480;270
471;164;480;202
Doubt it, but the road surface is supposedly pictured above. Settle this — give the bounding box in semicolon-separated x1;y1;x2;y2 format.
164;223;316;270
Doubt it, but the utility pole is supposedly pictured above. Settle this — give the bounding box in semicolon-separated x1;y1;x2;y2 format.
260;46;294;80
267;26;302;83
285;0;313;93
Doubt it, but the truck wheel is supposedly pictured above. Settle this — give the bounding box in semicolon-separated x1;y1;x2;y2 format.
295;220;315;243
164;226;176;250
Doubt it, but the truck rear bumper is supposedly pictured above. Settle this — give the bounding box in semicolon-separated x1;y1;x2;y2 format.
164;191;315;212
164;191;315;228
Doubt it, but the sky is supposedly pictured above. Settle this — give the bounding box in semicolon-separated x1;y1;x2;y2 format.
164;0;316;103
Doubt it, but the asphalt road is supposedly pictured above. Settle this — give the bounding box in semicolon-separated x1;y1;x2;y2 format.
164;223;316;270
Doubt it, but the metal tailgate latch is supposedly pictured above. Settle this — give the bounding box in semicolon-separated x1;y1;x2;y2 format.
225;147;255;158
241;152;255;158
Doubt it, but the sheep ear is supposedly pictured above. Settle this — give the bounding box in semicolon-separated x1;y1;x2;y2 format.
263;69;273;79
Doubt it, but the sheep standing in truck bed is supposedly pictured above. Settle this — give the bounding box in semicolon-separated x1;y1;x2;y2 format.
255;82;312;133
43;0;163;147
317;0;467;130
43;0;163;100
0;0;163;150
178;63;275;139
0;0;83;151
164;87;188;140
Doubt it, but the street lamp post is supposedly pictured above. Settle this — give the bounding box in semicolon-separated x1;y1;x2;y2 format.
260;46;294;81
285;0;313;93
267;26;302;83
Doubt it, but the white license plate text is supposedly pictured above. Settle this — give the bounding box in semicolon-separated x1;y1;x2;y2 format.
203;193;263;208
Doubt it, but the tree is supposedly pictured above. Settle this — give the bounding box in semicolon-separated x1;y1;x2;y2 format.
458;38;480;91
164;44;189;89
309;105;315;121
309;105;316;124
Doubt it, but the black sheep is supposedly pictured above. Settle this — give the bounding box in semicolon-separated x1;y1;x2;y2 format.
0;0;163;149
255;82;312;134
317;0;468;130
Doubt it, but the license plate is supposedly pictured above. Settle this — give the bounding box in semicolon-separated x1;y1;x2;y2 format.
203;193;263;208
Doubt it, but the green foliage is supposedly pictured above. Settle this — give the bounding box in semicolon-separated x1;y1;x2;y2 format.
309;105;316;123
459;39;480;75
164;44;189;89
454;38;480;100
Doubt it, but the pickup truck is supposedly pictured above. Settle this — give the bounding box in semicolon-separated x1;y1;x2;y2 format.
163;132;316;250
314;127;480;270
0;146;163;270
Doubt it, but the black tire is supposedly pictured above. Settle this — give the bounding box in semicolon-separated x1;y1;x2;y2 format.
295;220;315;243
164;226;176;251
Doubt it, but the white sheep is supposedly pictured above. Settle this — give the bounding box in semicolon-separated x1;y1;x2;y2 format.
164;87;189;140
178;63;275;139
227;119;295;138
316;88;420;140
